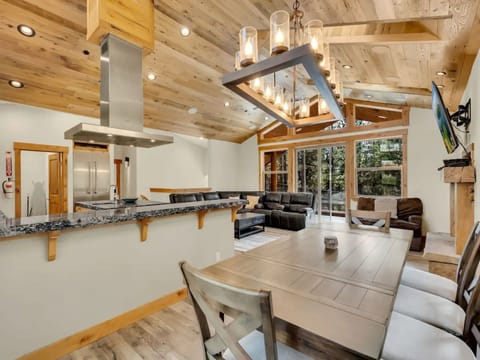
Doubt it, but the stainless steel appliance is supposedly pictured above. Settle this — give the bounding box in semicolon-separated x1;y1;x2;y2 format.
73;146;110;202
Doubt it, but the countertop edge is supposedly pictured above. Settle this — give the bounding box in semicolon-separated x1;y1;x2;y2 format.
0;199;247;238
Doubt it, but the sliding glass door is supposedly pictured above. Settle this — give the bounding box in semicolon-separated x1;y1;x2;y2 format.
297;145;346;222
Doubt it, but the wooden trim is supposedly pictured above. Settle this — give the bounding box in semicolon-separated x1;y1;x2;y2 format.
198;210;208;229
14;142;69;153
19;288;188;360
14;142;69;218
150;187;212;193
137;219;152;242
259;128;408;151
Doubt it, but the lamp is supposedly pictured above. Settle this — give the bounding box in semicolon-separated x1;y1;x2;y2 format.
223;0;344;128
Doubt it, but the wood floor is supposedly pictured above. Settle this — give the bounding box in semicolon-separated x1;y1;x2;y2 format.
60;301;204;360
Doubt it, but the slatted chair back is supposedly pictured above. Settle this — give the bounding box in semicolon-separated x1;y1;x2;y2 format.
348;209;391;233
457;221;480;309
462;248;480;349
179;261;278;360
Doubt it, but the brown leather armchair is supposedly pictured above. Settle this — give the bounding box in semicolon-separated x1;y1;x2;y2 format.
357;197;424;251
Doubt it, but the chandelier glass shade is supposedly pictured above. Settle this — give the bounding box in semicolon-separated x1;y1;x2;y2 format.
225;1;345;128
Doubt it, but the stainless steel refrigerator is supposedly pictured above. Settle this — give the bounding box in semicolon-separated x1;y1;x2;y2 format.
73;146;111;202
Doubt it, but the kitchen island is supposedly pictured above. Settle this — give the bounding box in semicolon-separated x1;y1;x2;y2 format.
0;198;245;359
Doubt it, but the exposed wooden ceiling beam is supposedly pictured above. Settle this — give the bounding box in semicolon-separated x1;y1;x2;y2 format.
324;21;441;44
344;82;431;96
323;14;452;27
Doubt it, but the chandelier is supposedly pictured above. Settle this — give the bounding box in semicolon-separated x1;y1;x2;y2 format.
222;0;345;128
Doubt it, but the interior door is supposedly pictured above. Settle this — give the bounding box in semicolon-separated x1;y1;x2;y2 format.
48;154;61;214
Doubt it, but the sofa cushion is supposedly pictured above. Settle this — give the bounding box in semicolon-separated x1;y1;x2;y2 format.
390;219;421;231
280;192;291;205
357;197;375;211
290;193;313;206
264;202;285;211
265;192;282;203
245;195;260;209
203;192;220;201
398;198;423;219
284;204;309;214
374;197;398;218
172;194;198;203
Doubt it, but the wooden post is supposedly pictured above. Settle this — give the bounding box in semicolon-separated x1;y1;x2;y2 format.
198;210;208;229
138;219;152;242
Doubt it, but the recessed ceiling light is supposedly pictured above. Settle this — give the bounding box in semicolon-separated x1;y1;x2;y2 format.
264;116;269;121
147;72;156;80
17;24;35;37
89;140;95;144
366;95;373;99
188;107;198;114
342;64;353;69
224;101;230;107
199;136;205;140
436;71;447;76
180;27;191;37
150;139;156;143
8;80;24;88
437;84;445;88
107;134;113;137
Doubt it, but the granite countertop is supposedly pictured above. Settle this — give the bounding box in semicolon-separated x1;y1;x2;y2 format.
75;199;168;210
0;199;247;238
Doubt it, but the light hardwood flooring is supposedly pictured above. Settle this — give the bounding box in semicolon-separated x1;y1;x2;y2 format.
60;301;204;360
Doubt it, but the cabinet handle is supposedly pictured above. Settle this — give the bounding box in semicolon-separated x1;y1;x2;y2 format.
94;161;97;194
87;162;91;194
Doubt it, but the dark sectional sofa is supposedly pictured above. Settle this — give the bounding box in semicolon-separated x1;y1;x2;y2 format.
169;191;315;231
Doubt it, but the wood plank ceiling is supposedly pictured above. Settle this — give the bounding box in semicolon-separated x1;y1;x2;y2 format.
0;0;479;143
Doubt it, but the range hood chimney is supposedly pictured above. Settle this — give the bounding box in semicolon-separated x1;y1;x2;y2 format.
65;34;173;148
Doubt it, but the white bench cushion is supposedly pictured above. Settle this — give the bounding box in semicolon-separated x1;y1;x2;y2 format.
223;330;312;360
400;266;457;301
382;311;475;360
393;284;465;335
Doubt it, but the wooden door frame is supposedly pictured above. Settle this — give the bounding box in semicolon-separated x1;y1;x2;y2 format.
14;142;69;218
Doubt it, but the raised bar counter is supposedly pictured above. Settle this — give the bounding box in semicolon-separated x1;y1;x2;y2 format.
0;199;246;238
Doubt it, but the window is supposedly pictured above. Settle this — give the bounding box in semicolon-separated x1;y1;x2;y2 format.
264;150;288;191
355;137;403;196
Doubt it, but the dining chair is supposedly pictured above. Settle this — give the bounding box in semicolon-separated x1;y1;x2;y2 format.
347;209;391;233
400;221;480;308
392;222;480;335
179;261;312;360
383;250;480;360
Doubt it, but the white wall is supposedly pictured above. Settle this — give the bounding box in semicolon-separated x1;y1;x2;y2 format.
461;50;480;220
136;131;208;202
20;151;50;216
407;107;452;233
239;135;260;190
208;140;240;190
0;102;99;217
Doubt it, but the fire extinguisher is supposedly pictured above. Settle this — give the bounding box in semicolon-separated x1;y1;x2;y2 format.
2;151;14;199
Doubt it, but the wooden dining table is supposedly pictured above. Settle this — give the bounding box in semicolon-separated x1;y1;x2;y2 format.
203;222;413;359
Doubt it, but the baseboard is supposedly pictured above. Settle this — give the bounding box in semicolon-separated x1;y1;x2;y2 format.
19;288;188;360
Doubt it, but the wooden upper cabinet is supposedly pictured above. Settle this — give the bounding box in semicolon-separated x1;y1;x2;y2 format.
87;0;154;52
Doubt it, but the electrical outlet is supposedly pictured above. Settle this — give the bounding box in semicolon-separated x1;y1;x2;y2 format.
215;251;221;262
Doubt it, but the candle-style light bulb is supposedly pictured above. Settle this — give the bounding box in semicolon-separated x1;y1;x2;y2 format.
275;29;284;45
283;101;289;113
245;38;253;56
275;93;282;106
311;36;318;50
265;85;272;100
301;104;308;115
253;78;260;89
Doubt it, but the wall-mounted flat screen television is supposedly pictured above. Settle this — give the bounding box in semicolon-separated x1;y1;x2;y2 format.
432;81;458;154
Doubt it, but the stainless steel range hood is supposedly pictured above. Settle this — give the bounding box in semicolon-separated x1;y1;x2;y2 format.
65;34;173;148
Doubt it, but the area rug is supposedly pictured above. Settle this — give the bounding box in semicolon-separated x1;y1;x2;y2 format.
234;229;291;252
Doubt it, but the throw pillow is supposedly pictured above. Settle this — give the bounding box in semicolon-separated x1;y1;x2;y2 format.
245;195;259;209
374;197;397;219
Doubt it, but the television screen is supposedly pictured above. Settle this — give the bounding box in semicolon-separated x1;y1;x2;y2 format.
432;81;458;154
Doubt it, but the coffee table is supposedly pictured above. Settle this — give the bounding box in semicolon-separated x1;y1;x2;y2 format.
234;213;265;239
